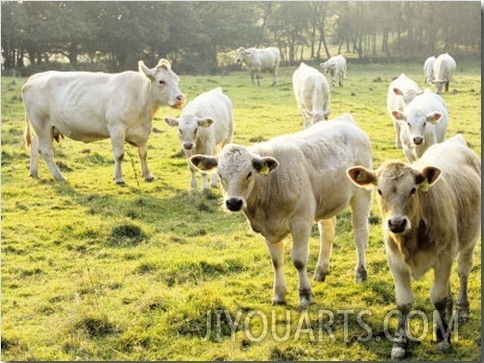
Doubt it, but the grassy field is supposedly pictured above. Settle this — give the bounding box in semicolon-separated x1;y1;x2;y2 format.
1;60;481;361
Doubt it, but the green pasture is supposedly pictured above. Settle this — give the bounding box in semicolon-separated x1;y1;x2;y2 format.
1;61;481;361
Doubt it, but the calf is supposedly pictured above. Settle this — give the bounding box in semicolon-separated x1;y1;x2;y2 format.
292;62;331;128
432;53;456;94
347;134;481;360
22;59;185;184
386;74;422;148
391;89;448;163
190;114;372;309
164;87;234;191
235;46;281;86
320;54;347;87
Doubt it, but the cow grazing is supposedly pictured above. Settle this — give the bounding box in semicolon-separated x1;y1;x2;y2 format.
320;54;347;87
347;134;481;359
292;62;331;128
164;87;234;191
22;59;185;184
391;89;448;163
423;56;436;84
190;114;372;309
386;74;422;149
235;46;281;86
432;53;456;94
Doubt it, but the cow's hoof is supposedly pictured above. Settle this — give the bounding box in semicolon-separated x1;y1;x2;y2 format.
313;268;328;282
144;175;155;182
272;298;287;306
355;266;368;283
437;340;452;352
115;180;126;186
298;299;311;311
391;346;406;360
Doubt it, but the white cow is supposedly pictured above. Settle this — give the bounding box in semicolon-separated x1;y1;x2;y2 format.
164;87;234;191
432;53;456;94
190;114;372;309
320;54;347;87
423;56;436;84
347;134;481;359
386;74;422;148
292;62;331;128
235;46;281;86
391;89;448;163
22;59;185;184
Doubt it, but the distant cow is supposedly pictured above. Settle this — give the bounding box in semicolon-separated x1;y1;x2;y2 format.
423;56;436;84
292;62;331;128
190;114;372;309
164;87;234;191
386;74;422;148
320;55;347;87
391;89;448;163
235;46;281;86
347;134;481;360
432;53;456;94
22;59;185;184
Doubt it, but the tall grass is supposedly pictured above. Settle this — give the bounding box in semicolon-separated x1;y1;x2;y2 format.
1;60;481;361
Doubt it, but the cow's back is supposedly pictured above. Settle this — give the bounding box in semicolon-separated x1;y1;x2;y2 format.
252;115;371;219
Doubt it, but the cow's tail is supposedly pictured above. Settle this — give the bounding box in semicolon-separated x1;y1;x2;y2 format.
23;112;32;149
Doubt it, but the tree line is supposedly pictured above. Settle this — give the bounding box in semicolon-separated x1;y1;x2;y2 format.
1;1;480;75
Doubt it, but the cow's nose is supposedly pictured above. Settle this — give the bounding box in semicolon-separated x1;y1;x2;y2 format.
226;198;243;212
183;142;193;150
413;136;423;145
388;217;407;233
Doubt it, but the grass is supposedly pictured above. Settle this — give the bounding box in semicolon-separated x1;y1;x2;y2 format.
1;60;481;361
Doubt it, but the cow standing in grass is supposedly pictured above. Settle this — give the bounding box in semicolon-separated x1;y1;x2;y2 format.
320;54;347;87
386;74;422;149
423;56;436;84
235;46;280;86
292;62;331;128
164;87;234;191
432;53;456;94
190;114;372;309
347;134;481;360
22;59;185;184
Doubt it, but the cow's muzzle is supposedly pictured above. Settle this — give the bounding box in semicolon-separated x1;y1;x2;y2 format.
413;136;424;145
172;94;186;109
225;197;243;212
387;217;408;234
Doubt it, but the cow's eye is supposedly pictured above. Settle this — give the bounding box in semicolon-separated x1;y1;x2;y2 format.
247;171;252;180
407;122;411;128
410;187;417;195
377;189;382;196
423;122;427;127
194;127;199;134
159;80;166;85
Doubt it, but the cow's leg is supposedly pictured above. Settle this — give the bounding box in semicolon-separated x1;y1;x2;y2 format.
350;191;371;282
290;220;312;309
265;241;286;305
29;133;40;179
37;129;66;182
256;72;261;86
314;217;335;282
210;170;219;188
456;241;477;322
445;81;449;92
110;128;126;185
250;71;256;86
387;252;413;360
430;255;454;352
393;120;402;149
137;144;154;182
271;69;277;86
188;164;198;191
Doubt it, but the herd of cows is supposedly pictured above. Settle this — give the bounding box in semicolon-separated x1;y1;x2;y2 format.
20;48;480;360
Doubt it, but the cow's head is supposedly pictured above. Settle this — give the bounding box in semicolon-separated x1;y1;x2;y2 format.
431;80;446;94
391;109;442;146
164;114;214;152
347;161;441;234
190;144;279;212
139;59;185;109
320;61;335;75
235;47;251;65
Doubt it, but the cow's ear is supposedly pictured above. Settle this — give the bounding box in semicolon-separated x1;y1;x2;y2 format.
139;61;155;81
391;110;406;121
189;155;219;171
417;166;441;192
426;112;442;124
392;87;404;96
347;166;377;190
156;58;172;70
164;116;179;127
252;157;279;176
197;117;214;128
